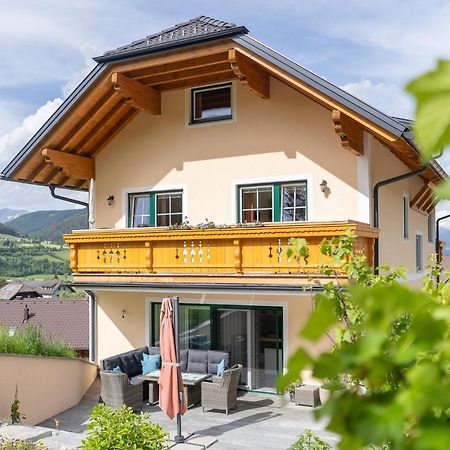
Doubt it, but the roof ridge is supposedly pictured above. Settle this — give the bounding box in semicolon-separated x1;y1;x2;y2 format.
98;15;246;61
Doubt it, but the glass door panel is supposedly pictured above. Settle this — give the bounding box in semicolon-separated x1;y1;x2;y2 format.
214;309;249;386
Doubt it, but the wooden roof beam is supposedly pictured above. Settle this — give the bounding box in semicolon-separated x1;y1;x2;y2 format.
332;110;364;156
228;49;270;99
42;149;95;181
111;73;161;115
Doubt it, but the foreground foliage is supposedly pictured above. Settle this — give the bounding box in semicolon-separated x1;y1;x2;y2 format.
288;429;332;450
0;440;46;450
0;325;75;358
82;404;168;450
279;233;450;450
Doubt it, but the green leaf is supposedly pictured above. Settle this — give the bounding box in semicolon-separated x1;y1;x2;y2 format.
300;296;337;342
287;237;310;264
406;59;450;158
277;347;312;393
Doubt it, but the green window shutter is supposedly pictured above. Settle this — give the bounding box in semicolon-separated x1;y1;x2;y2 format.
150;193;156;227
128;196;132;228
273;183;281;222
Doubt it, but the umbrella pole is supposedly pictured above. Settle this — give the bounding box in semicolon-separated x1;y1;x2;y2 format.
173;296;185;444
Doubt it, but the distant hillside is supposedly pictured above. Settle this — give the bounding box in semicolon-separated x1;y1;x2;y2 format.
7;209;87;244
0;208;27;223
0;222;22;237
37;210;87;244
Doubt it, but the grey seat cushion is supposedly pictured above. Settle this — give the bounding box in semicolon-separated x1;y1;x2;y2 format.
147;346;161;356
120;352;141;378
207;351;229;375
187;349;208;373
102;356;123;372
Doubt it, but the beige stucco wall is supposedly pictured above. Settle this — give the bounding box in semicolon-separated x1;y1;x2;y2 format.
0;355;97;425
94;78;359;228
370;137;434;273
96;289;330;367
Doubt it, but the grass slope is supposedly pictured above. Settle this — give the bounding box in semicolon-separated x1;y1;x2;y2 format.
7;209;84;235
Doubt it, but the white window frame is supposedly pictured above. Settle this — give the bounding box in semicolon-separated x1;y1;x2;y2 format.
155;192;183;227
427;210;435;244
402;193;409;240
415;232;424;272
280;182;308;223
129;193;151;228
240;185;274;223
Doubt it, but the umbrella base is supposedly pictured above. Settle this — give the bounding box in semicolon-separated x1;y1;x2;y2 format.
169;432;217;449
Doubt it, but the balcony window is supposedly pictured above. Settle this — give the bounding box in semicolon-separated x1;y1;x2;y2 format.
190;83;232;124
156;192;183;227
239;182;308;223
281;183;307;222
129;191;183;228
241;186;273;223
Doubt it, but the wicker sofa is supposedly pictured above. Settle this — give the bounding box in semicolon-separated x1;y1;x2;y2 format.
100;346;229;404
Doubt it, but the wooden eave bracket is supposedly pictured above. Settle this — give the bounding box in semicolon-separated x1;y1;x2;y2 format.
111;72;161;115
228;49;270;99
42;149;95;181
332;110;364;156
410;182;437;214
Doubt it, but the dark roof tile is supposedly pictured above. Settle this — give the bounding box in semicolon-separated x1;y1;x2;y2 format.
96;16;248;62
0;298;88;350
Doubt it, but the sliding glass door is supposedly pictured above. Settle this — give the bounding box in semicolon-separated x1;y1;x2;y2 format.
151;302;283;392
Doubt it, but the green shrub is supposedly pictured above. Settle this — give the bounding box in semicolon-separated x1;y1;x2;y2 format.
0;325;75;358
289;430;332;450
82;404;168;450
0;439;47;450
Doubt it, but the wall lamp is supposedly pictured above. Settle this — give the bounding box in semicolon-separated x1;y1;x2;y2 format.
320;180;331;198
107;195;115;206
121;309;127;319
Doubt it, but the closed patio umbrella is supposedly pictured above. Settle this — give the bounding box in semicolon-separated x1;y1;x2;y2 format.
159;296;186;442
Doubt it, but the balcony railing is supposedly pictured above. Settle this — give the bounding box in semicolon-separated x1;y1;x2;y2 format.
64;221;378;284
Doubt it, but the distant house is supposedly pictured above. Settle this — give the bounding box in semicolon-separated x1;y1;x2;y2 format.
0;297;89;358
0;280;75;300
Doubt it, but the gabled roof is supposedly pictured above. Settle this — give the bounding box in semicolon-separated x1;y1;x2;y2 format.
96;16;248;63
1;16;446;190
0;298;88;350
0;280;74;300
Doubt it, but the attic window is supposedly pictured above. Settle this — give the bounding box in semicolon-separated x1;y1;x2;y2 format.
190;83;232;124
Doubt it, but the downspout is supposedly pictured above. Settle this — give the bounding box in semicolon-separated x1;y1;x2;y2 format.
373;164;429;274
49;186;89;228
85;290;96;363
435;213;450;284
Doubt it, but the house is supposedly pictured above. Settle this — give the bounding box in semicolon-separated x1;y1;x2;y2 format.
1;17;446;391
0;280;75;300
0;297;89;358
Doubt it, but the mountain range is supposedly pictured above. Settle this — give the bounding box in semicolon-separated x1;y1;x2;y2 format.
3;209;87;244
0;208;28;223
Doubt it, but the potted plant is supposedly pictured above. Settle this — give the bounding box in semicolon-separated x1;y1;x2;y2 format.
286;379;302;402
319;377;344;405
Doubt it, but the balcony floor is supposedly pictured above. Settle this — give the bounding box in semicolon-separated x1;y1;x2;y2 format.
39;377;339;449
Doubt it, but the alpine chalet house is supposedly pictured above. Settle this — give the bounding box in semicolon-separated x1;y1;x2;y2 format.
2;17;446;392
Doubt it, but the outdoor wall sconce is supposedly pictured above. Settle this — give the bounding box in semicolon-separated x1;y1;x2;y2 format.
320;180;331;198
121;309;127;319
107;195;115;206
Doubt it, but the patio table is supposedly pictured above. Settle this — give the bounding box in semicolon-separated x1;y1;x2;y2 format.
137;370;211;408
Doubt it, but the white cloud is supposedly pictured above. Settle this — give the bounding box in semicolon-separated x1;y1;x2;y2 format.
0;98;87;211
340;79;414;118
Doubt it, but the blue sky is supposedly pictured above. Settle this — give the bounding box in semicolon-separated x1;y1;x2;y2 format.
0;0;449;215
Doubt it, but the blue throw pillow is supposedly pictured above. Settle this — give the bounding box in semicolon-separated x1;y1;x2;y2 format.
217;359;226;377
142;354;160;374
142;353;150;362
112;366;122;373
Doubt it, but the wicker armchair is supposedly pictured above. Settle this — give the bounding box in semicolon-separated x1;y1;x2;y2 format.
201;364;242;414
100;371;143;411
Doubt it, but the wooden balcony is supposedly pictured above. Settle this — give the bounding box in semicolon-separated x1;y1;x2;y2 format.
64;221;378;286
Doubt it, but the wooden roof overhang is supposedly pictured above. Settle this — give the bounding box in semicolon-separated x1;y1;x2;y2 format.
3;37;446;194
